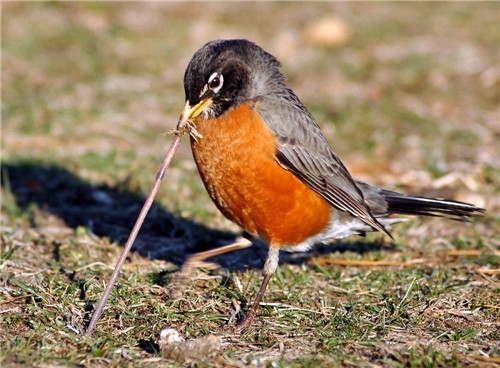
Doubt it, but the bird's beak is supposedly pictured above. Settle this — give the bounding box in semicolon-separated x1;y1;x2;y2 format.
177;98;213;130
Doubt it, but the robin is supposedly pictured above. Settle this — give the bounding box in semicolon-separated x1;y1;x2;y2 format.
176;39;484;328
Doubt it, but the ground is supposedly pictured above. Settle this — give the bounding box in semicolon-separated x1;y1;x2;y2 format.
1;2;499;367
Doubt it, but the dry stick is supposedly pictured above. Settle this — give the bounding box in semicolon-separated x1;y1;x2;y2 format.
85;132;183;335
309;258;426;267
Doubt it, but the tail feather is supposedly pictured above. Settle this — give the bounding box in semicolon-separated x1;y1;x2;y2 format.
380;189;485;221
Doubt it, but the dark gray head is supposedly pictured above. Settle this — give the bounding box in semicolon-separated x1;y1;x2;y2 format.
182;39;286;119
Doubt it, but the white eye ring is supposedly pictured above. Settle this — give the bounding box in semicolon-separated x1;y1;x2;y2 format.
208;72;223;93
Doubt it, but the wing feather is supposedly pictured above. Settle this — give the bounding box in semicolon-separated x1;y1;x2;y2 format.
253;96;391;237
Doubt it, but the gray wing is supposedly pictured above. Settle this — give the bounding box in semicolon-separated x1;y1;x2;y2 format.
253;95;391;237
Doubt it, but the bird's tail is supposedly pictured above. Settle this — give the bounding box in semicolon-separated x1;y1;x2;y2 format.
379;189;485;221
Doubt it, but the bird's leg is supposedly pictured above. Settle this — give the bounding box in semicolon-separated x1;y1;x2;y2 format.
237;246;280;329
170;237;252;297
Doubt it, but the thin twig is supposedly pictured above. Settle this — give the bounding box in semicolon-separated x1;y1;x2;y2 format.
309;258;426;267
85;130;184;336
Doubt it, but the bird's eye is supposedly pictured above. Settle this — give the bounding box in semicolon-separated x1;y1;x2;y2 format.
208;72;223;93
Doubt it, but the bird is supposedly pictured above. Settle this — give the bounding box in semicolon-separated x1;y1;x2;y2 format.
175;39;484;329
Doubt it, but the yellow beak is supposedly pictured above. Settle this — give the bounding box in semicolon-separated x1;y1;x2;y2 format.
177;98;213;130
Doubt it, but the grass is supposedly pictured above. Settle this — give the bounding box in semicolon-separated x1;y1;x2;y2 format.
2;2;499;367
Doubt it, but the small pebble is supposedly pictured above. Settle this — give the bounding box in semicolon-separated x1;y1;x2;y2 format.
159;328;222;362
304;17;351;47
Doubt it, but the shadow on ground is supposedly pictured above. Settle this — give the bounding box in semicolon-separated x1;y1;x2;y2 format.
2;162;238;265
2;161;393;272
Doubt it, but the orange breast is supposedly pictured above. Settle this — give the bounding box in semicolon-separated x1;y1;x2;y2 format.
190;102;331;247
